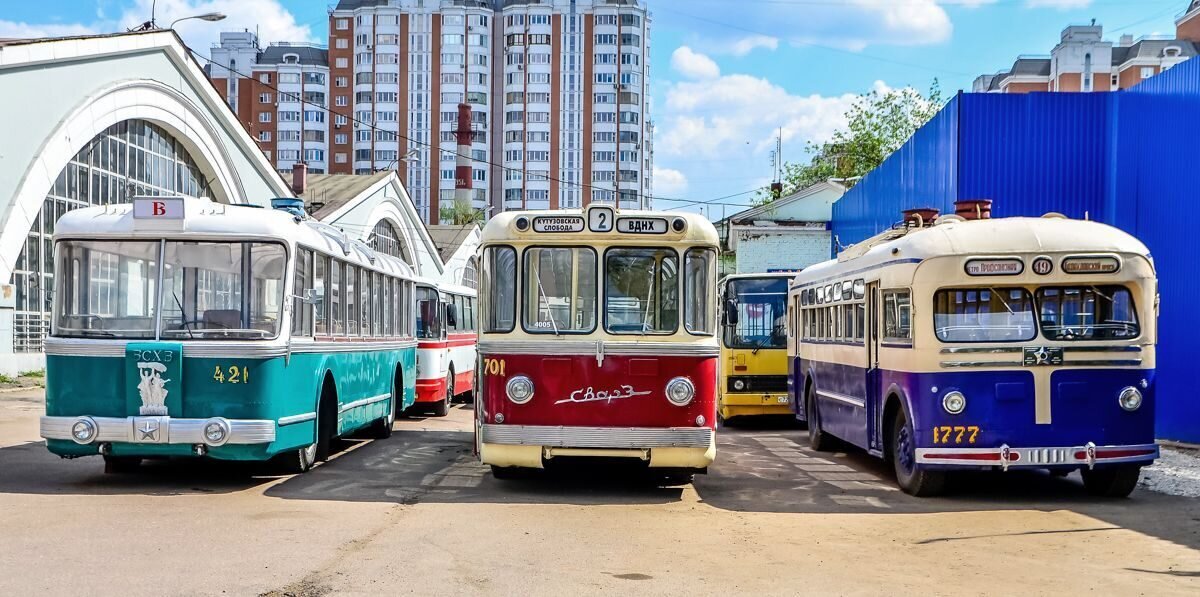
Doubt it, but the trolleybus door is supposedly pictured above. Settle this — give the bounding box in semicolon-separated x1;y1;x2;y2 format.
866;282;883;454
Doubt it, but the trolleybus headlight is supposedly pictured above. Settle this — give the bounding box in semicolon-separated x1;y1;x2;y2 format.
203;418;231;446
732;378;746;391
666;377;696;406
506;375;535;404
1118;386;1143;412
942;391;967;415
71;417;98;444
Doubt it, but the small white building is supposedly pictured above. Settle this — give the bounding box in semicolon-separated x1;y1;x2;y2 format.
427;225;482;290
718;182;845;275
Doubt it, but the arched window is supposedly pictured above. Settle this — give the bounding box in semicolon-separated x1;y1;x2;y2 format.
370;219;412;264
11;119;213;352
463;256;479;290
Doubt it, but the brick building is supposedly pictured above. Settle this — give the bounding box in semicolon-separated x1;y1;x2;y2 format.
209;0;653;224
716;182;846;276
973;1;1200;93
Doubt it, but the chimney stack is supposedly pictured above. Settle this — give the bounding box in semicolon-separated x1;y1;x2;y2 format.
1120;34;1134;47
453;103;474;220
291;162;308;196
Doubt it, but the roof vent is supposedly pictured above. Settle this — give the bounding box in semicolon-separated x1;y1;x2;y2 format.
954;199;992;220
271;198;307;219
902;207;940;228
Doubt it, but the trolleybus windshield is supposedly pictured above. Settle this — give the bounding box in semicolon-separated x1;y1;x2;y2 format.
522;247;597;334
1036;286;1139;341
933;287;1037;343
605;248;678;334
724;277;788;349
56;240;287;340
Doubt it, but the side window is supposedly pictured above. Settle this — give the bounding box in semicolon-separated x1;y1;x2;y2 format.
331;260;343;335
314;254;328;335
373;272;383;337
883;290;912;342
345;264;357;336
360;269;371;337
292;249;312;336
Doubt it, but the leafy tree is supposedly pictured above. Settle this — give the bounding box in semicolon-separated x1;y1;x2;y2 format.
439;201;484;225
759;81;943;204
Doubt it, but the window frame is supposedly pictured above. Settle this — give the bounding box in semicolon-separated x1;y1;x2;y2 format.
481;245;517;334
932;286;1038;344
602;246;679;336
523;245;598;335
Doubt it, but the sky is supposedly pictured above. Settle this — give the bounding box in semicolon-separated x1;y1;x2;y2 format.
1;0;1191;218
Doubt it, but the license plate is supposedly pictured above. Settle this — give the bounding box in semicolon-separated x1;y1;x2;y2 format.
775;395;789;404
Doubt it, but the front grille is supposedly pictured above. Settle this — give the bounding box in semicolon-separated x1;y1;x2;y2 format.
728;375;788;393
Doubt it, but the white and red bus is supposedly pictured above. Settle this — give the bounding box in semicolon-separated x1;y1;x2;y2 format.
475;204;720;482
413;281;478;416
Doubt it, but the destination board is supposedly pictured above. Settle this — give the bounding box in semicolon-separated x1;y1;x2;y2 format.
965;259;1023;276
1062;256;1120;274
533;216;585;233
617;217;668;234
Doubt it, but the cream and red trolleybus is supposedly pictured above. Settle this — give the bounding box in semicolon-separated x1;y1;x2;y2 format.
475;203;719;480
788;202;1158;497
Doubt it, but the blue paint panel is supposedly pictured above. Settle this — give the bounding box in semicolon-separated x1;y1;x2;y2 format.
826;57;1200;441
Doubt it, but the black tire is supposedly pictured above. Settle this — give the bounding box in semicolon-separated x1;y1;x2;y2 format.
315;379;337;462
431;372;453;417
103;456;142;474
889;409;946;497
805;383;835;452
368;371;400;439
272;442;317;474
1081;465;1141;498
490;464;522;480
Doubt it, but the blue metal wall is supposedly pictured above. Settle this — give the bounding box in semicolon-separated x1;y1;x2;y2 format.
1108;59;1200;443
831;97;959;246
829;59;1200;442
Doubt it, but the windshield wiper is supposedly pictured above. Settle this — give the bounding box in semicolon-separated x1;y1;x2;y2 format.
172;290;194;340
535;274;560;336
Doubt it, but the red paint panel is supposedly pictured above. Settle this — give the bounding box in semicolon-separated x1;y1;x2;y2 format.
416;378;448;403
418;339;477;349
924;452;1002;461
482;354;716;428
455;370;475;392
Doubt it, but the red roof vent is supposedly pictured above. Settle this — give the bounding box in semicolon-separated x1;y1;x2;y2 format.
903;207;940;228
955;199;993;220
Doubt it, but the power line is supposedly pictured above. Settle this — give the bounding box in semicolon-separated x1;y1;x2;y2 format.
188;48;765;208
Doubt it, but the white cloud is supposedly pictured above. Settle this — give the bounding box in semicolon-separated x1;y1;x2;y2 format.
118;0;316;53
1024;0;1091;8
653;167;690;198
728;35;780;56
705;0;953;51
0;21;98;38
658;72;863;160
670;46;720;80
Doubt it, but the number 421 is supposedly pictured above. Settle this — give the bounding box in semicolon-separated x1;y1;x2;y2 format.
213;365;250;384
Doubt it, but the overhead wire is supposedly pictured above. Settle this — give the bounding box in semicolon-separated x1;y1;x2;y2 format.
187;48;765;208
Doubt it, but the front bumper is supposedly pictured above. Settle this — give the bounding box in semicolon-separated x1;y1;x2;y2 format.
720;392;791;417
41;415;276;446
415;377;448;403
916;443;1158;470
480;424;716;469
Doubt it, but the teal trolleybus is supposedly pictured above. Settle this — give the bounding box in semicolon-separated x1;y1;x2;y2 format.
40;196;418;473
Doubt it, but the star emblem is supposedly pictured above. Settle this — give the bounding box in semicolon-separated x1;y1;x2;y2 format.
138;420;159;441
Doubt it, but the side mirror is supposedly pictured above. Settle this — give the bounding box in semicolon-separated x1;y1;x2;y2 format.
724;298;739;325
446;304;458;327
303;288;322;305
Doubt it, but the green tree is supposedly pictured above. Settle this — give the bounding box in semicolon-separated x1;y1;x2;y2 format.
439;201;484;225
759;81;943;204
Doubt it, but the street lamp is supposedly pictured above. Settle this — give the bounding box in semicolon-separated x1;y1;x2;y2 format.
170;13;227;29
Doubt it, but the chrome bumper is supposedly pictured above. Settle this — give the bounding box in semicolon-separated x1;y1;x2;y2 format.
480;424;713;449
41;415;276;446
916;443;1159;470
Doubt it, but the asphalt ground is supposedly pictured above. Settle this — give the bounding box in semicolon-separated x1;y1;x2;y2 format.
1;390;1198;596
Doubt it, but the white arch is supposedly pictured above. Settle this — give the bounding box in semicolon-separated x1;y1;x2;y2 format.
360;202;422;271
0;79;250;278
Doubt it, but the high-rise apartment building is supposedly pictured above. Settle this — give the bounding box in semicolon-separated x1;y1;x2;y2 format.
209;33;332;174
973;1;1200;93
209;0;653;223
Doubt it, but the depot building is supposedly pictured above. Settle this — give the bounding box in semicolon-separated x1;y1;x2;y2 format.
0;31;460;375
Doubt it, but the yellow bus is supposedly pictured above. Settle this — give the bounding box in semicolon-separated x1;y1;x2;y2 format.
718;273;793;422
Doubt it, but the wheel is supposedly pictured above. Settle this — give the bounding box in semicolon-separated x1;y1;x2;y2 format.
889;409;946;497
431;373;453;417
367;395;395;439
273;442;317;474
490;465;522;480
805;384;835;452
103;456;142;474
315;383;337;462
1081;465;1141;498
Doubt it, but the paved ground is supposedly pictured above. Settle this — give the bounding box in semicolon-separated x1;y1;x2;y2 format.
1;389;1198;596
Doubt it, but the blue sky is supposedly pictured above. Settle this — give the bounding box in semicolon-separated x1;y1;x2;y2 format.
2;0;1190;217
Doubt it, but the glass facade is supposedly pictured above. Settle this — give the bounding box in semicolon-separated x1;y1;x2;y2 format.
12;119;213;352
369;219;412;265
